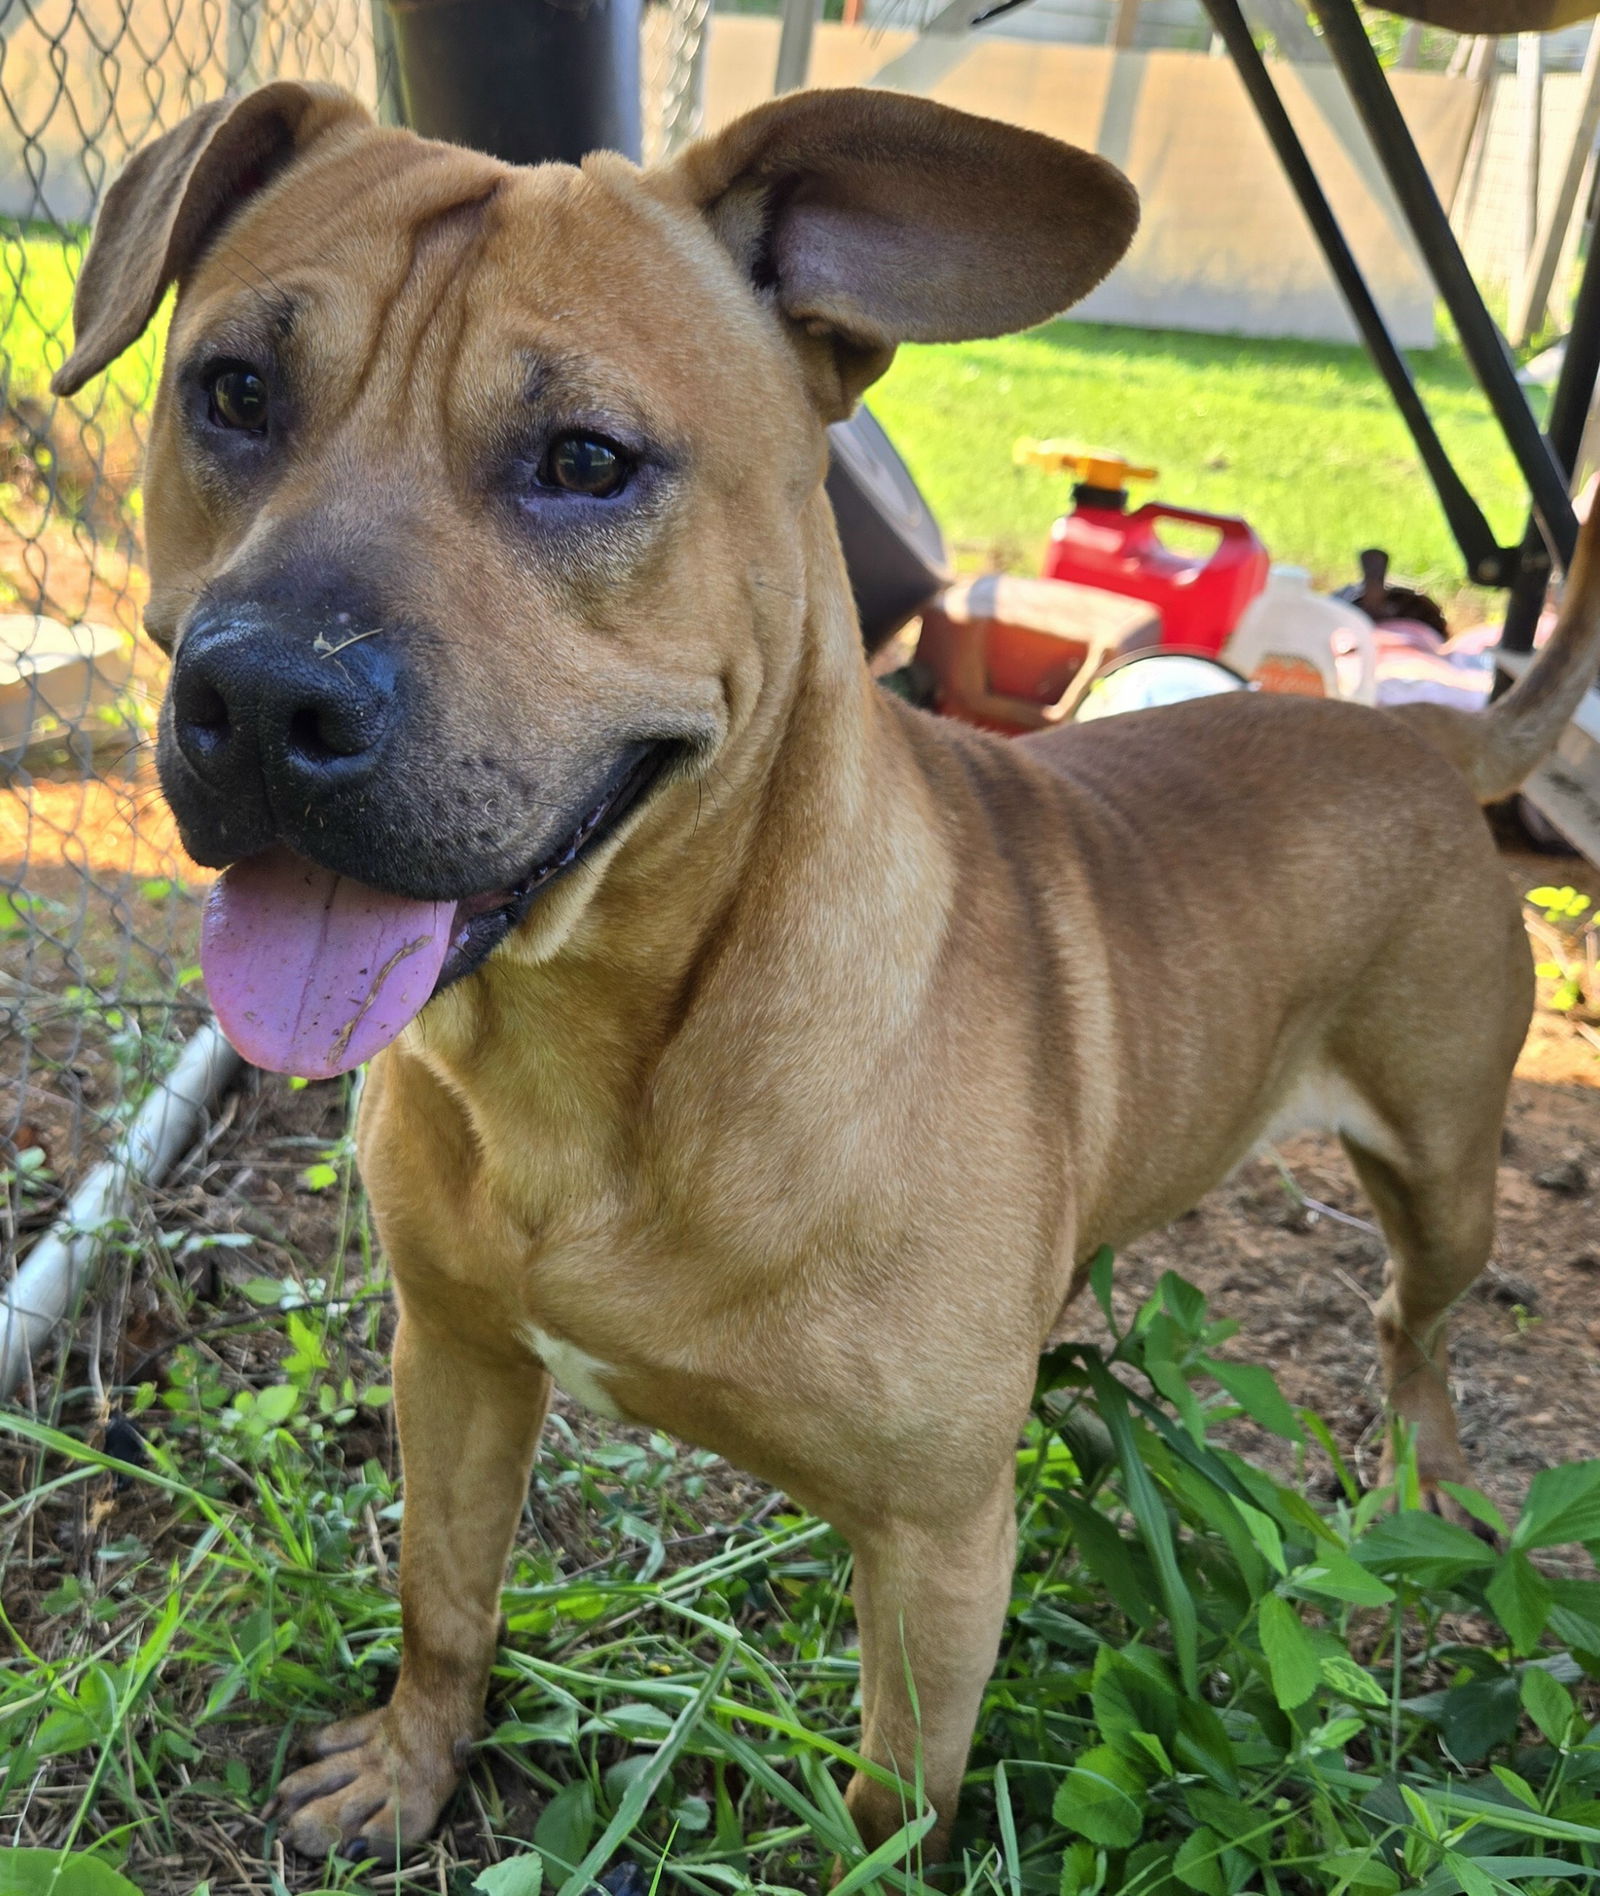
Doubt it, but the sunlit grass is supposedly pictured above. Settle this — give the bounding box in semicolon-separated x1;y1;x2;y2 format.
872;319;1544;609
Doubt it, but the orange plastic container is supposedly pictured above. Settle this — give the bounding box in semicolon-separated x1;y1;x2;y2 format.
915;573;1159;735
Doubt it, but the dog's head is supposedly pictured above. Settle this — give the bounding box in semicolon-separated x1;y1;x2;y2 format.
57;82;1136;1075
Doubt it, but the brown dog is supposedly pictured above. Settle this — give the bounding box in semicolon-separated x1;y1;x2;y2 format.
56;80;1600;1869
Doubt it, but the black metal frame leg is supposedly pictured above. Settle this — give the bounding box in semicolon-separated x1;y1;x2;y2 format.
1199;0;1513;584
1311;0;1578;571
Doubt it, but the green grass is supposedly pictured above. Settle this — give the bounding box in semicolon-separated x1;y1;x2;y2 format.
2;227;162;536
871;321;1544;606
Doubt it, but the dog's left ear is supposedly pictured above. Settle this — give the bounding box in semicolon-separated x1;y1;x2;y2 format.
662;87;1138;419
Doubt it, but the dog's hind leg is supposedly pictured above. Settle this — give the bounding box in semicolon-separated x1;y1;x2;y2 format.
1341;1129;1500;1508
1326;878;1529;1516
268;1314;550;1862
843;1473;1017;1867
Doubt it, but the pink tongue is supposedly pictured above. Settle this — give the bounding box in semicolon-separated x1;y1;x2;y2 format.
201;847;457;1079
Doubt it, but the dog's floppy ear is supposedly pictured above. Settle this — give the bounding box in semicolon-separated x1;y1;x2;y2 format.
664;87;1138;418
52;82;372;397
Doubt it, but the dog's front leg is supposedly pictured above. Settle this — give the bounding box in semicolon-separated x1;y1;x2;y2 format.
270;1311;549;1862
845;1475;1017;1869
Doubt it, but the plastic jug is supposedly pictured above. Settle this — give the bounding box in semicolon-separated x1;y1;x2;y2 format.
1017;444;1269;656
1223;565;1378;704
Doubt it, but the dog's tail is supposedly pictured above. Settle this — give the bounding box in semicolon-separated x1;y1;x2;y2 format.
1392;494;1600;804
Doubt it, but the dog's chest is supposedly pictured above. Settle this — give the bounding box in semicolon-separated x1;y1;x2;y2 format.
518;1319;627;1421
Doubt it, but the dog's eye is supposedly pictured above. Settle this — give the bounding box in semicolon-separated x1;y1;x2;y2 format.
207;367;270;433
540;434;628;498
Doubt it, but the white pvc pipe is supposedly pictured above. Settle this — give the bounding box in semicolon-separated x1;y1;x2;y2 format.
0;1021;243;1399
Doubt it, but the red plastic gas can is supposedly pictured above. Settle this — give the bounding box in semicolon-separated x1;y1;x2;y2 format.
1019;445;1269;657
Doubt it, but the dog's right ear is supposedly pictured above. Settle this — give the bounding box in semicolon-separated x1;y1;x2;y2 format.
52;82;371;397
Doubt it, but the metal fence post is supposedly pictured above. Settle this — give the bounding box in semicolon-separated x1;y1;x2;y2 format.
370;0;405;126
226;0;264;89
775;0;821;94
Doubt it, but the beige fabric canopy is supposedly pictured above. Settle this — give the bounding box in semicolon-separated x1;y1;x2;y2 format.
1371;0;1596;32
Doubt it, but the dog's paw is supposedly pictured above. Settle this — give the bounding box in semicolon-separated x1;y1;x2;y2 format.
265;1707;463;1862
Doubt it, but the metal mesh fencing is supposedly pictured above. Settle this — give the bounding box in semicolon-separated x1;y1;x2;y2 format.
0;1;705;1376
646;0;712;162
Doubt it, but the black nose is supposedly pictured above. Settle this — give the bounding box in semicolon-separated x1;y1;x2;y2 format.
171;607;397;794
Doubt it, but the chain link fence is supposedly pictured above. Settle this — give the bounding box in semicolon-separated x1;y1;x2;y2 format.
0;0;708;1378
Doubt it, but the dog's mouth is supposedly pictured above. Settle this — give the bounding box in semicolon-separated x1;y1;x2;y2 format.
200;742;677;1080
435;743;674;992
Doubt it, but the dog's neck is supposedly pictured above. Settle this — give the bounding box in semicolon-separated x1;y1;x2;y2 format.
394;490;953;1175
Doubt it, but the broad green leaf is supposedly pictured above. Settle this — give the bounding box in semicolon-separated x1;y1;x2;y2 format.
534;1781;596;1879
0;1852;145;1896
1548;1576;1600;1652
1321;1849;1400;1892
1158;1272;1208;1336
1127;1730;1175;1777
1352;1512;1498;1585
1319;1655;1390;1708
1057;1497;1155;1627
1200;1357;1303;1442
473;1859;544;1896
1439;1850;1498;1896
1173;1697;1240;1793
1438;1674;1521;1763
239;1277;290;1306
1091;1645;1177;1751
1052;1744;1148;1849
1233;1499;1287;1577
1520;1663;1575;1746
251;1383;299;1426
1058;1841;1105;1896
1182;1787;1274;1860
1160;1459;1268;1595
488;1711;581;1747
1257;1595;1320;1710
1488;1764;1540;1811
586;1702;674;1741
1307;1714;1366;1751
1290;1548;1395;1607
1088;1248;1117;1329
1486;1550;1554;1655
1172;1826;1226;1896
1146;1354;1210;1447
1513;1461;1600;1551
1437;1483;1510;1541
